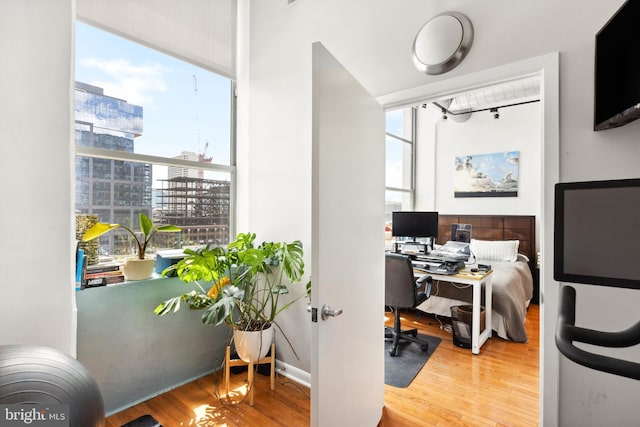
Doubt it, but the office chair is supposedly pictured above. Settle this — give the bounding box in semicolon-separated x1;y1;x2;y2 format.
385;253;432;357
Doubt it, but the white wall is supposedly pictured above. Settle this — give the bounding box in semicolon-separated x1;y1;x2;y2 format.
0;0;75;355
416;102;541;221
236;0;315;372
242;1;640;426
77;278;229;415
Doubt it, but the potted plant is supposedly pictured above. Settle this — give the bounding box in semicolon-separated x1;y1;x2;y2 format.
154;232;305;362
82;213;181;280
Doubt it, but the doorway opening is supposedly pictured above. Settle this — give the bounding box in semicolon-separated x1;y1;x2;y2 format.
377;52;560;425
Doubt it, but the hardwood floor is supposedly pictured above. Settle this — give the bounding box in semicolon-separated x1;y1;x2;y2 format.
106;304;539;426
380;304;540;427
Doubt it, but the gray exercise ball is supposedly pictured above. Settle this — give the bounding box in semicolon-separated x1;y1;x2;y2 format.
0;344;105;427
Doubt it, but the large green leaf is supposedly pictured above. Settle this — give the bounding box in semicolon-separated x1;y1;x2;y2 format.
154;296;182;316
281;240;304;282
157;225;182;233
82;223;120;242
201;285;244;326
139;213;153;237
166;245;227;283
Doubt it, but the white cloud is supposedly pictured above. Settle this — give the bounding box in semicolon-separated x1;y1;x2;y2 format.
79;57;168;105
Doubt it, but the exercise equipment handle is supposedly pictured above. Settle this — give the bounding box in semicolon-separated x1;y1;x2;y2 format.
555;285;640;380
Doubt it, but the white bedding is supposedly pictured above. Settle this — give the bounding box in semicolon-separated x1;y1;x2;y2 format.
416;259;534;342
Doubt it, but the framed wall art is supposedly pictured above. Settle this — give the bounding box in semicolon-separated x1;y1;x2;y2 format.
454;151;519;197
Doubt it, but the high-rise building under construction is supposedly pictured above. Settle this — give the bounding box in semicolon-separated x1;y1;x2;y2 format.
74;82;230;255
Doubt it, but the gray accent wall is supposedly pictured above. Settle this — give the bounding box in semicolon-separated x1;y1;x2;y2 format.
76;277;230;415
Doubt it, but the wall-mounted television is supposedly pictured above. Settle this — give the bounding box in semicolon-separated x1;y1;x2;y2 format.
391;211;438;240
594;0;640;131
554;178;640;289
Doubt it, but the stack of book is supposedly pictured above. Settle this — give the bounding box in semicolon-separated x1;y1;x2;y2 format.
83;262;125;288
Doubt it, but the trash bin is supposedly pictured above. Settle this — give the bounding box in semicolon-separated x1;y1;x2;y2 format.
450;305;485;348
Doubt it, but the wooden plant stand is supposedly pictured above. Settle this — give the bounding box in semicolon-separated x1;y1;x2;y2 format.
224;343;275;406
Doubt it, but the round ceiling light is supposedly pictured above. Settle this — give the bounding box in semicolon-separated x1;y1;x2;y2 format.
412;12;474;75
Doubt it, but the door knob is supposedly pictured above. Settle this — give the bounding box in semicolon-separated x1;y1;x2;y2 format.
321;304;343;321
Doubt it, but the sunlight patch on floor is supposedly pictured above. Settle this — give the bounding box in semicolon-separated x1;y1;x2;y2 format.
192;404;212;421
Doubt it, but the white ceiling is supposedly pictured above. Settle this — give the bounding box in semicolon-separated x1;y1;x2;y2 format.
438;75;541;114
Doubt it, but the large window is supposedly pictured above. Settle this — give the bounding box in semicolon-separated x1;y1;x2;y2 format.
385;106;415;222
75;22;235;259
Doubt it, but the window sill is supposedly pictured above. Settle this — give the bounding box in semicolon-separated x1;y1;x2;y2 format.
77;272;170;290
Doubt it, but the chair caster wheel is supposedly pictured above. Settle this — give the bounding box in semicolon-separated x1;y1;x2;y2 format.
389;349;397;357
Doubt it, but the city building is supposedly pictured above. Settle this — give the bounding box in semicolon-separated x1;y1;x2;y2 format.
74;82;151;255
75;83;231;253
156;175;230;246
168;151;203;180
159;149;230;246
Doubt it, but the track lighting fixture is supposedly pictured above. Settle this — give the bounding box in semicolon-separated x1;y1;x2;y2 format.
428;99;539;123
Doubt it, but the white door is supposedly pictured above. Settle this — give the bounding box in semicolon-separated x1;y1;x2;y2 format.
311;42;385;426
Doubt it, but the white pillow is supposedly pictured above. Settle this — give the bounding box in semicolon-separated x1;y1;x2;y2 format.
470;239;519;262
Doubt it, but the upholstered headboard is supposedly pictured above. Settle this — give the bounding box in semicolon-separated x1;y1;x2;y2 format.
437;214;537;271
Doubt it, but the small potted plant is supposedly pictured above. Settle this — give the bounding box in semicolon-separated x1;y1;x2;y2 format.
82;213;181;280
154;232;305;363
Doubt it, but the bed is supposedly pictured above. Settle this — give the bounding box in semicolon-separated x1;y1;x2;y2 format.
415;215;536;343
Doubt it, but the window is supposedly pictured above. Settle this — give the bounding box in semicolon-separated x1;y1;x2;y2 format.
75;22;235;259
385;106;416;223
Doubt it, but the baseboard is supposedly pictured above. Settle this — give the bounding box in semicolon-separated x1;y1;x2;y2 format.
275;360;310;389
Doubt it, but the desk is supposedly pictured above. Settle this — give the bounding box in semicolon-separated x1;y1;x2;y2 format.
415;268;493;354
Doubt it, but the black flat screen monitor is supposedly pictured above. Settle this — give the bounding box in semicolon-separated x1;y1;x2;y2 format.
391;211;438;240
554;178;640;289
594;0;640;130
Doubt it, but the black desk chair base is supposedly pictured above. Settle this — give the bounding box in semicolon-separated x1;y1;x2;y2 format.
385;308;429;356
384;253;432;357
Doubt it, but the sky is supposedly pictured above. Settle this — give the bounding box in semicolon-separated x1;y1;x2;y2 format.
75;22;402;199
456;151;519;183
385;108;410;202
75;22;232;165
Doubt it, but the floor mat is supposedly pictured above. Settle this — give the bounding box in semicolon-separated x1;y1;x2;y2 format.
384;334;441;388
121;414;162;427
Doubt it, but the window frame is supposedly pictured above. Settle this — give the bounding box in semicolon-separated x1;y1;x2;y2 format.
74;27;238;248
385;106;417;211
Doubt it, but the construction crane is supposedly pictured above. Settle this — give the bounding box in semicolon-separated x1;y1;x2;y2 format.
198;141;212;163
193;75;212;164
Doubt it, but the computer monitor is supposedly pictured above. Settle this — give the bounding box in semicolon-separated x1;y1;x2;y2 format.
391;211;438;241
451;223;472;243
